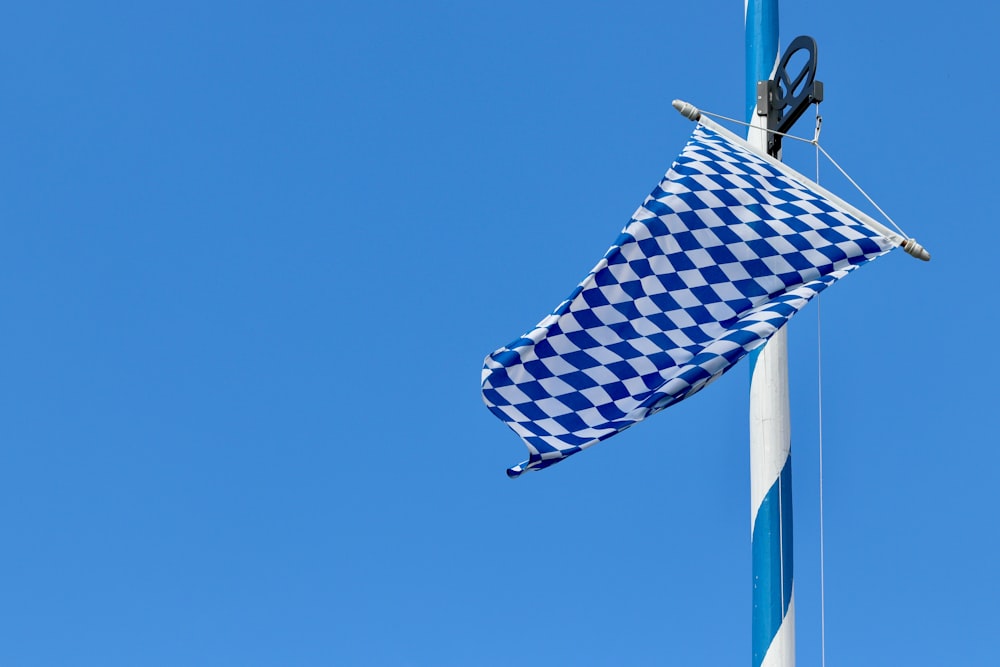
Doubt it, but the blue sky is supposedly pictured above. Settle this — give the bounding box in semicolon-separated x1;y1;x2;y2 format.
2;1;997;665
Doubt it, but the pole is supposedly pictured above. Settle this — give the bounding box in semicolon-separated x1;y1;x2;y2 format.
745;2;795;667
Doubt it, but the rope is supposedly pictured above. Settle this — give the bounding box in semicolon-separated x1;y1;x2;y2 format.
813;144;908;238
815;105;828;667
697;109;819;147
817;296;828;667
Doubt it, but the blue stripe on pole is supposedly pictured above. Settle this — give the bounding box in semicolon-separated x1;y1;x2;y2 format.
745;0;779;122
751;454;793;667
747;345;763;375
780;454;793;615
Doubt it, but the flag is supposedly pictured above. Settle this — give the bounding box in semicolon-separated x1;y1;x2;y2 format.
482;118;899;477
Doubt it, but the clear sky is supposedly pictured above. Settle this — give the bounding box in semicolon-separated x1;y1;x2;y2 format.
2;1;997;665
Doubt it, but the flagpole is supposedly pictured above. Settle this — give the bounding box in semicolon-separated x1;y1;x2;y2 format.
745;2;795;667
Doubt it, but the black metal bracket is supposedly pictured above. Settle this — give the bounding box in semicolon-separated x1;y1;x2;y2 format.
756;35;824;156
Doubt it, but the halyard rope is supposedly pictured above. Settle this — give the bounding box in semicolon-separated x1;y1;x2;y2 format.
815;105;828;667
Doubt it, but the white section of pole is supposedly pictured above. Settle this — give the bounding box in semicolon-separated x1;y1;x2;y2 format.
746;110;771;165
749;327;791;529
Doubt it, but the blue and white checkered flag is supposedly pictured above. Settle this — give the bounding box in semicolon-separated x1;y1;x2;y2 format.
483;118;904;477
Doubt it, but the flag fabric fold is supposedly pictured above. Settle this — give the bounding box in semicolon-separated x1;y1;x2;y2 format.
482;119;895;477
